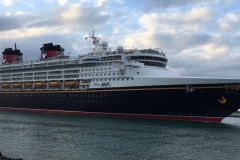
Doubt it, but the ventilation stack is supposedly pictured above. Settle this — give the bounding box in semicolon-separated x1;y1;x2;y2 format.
40;43;65;60
2;43;23;65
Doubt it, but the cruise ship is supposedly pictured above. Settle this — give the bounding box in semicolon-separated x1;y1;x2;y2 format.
0;31;240;122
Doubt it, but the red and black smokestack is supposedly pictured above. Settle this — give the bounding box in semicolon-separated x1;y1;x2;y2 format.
40;43;65;60
2;43;23;65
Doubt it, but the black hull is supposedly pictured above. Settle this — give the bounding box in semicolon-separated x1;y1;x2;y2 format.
0;84;240;122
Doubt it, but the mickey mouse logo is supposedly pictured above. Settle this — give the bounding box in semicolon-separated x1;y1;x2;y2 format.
2;58;8;64
42;52;49;59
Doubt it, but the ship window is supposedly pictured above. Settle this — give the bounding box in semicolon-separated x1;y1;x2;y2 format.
109;68;111;70
137;72;139;74
113;73;115;75
122;78;124;80
105;68;106;70
109;73;110;75
105;79;107;81
127;78;129;80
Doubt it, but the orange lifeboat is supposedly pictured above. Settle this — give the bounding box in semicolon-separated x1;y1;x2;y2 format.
13;83;22;88
35;82;46;88
2;83;10;88
25;82;32;87
64;81;78;87
49;81;61;87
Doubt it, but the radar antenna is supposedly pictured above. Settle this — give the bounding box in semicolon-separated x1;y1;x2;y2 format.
84;31;107;51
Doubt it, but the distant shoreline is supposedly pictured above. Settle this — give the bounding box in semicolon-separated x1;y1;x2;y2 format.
229;111;240;118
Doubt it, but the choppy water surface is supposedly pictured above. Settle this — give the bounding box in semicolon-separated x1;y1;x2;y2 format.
0;111;240;160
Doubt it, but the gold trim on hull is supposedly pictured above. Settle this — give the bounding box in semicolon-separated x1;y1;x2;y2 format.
0;85;232;94
225;84;240;91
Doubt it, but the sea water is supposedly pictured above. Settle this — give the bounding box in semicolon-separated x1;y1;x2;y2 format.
0;111;240;160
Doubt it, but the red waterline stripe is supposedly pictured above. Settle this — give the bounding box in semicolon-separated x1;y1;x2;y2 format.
0;107;223;123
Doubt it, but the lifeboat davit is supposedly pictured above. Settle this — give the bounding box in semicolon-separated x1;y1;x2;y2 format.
12;82;22;88
64;81;78;87
35;82;46;88
25;82;32;87
1;83;10;88
49;81;61;87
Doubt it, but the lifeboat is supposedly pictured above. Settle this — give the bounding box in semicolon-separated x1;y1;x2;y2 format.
13;83;22;88
25;82;32;87
35;82;46;88
64;81;78;87
49;81;61;87
1;83;10;88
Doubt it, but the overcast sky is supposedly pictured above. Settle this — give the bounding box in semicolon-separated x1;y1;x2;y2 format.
1;0;240;78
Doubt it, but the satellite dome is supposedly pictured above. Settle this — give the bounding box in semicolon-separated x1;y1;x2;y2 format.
117;46;124;50
102;41;108;49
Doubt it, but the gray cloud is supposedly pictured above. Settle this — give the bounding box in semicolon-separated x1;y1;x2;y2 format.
139;0;218;11
145;33;211;55
0;3;114;33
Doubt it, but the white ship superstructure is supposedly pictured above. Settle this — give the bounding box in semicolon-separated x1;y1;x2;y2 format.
0;31;178;91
